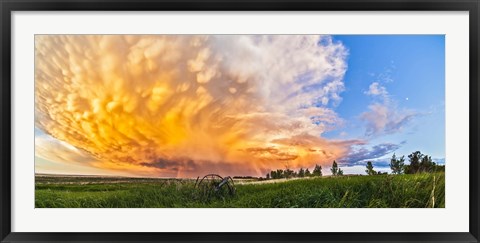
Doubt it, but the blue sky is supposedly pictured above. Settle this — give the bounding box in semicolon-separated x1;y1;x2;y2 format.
324;35;445;170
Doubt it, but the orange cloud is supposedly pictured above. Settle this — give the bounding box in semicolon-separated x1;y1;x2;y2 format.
35;35;352;177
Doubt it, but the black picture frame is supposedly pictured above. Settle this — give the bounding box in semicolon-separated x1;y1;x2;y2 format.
1;0;479;242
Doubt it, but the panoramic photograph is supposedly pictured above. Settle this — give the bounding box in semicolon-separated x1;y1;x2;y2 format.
34;35;445;208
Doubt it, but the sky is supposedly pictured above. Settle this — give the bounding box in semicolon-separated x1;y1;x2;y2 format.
34;35;445;177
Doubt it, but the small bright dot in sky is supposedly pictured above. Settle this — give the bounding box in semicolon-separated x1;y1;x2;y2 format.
406;97;409;101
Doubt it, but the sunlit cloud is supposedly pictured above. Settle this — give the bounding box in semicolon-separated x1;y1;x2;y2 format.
35;35;354;177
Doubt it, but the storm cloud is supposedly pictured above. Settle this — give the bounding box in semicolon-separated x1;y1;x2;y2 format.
35;35;353;177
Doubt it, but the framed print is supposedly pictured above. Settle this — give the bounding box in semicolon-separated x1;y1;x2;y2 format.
1;0;479;242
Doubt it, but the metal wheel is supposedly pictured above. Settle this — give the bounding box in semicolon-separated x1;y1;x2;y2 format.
196;174;223;198
195;174;236;199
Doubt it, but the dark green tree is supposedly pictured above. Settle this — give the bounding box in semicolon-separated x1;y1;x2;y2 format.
406;151;423;174
312;164;323;177
420;155;435;173
389;153;405;174
434;164;445;172
331;161;339;176
305;168;312;177
298;168;305;178
271;169;285;179
284;169;294;179
365;161;377;175
404;151;437;174
338;168;344;176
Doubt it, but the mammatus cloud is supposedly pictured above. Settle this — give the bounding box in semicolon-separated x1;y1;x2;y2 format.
35;35;354;177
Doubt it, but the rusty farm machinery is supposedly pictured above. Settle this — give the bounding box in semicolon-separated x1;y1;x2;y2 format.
194;174;236;199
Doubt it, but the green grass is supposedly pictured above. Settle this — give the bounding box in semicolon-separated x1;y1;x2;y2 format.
35;172;445;208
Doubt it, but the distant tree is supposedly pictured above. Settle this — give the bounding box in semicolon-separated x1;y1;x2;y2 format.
305;168;312;177
404;151;437;174
390;153;405;175
331;161;339;176
284;169;294;179
312;164;323;177
266;173;270;180
405;151;422;174
338;168;344;176
270;169;285;179
420;155;435;173
365;161;377;175
403;164;411;174
298;168;305;178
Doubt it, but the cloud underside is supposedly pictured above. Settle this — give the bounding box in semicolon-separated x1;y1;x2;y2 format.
339;142;402;167
34;35;370;177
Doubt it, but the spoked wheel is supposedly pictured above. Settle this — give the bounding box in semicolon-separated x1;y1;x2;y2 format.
196;174;223;198
195;174;236;199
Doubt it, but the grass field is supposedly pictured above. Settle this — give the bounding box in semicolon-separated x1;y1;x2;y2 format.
35;172;445;208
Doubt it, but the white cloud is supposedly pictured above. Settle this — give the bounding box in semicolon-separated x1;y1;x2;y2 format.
365;82;388;98
35;133;97;165
360;102;417;136
361;69;416;137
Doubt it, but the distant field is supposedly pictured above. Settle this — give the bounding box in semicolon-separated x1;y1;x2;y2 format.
35;172;445;208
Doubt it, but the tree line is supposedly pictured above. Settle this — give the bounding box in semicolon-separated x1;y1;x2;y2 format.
367;151;445;175
265;150;444;179
266;161;344;179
